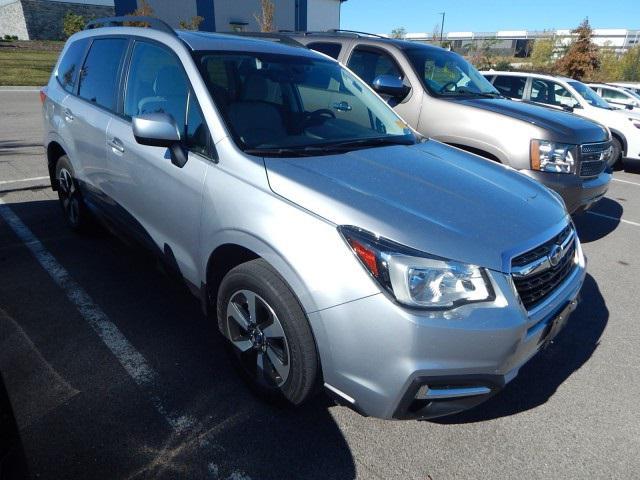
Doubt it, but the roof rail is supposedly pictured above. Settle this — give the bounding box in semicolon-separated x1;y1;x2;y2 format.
327;29;386;38
84;16;176;36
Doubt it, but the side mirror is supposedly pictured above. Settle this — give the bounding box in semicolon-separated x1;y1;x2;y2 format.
625;104;634;110
561;104;574;113
132;113;187;167
372;75;410;100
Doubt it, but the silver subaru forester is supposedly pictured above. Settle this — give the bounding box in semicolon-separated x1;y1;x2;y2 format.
42;17;585;420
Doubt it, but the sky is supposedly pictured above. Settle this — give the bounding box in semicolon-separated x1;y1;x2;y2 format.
340;0;639;35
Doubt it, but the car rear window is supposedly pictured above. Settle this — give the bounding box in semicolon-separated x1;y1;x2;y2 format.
78;38;128;111
56;38;89;93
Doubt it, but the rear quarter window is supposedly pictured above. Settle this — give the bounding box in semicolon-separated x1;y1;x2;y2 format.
56;38;89;93
307;42;342;60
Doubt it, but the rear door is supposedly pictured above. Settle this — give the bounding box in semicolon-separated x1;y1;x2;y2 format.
62;37;129;195
105;39;213;284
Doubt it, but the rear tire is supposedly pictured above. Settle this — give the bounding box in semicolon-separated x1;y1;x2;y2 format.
216;259;320;406
54;155;92;232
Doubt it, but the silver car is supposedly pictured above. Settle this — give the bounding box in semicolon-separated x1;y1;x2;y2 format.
42;18;585;420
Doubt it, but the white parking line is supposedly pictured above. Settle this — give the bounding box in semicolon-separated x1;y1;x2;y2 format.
0;198;194;433
613;178;640;187
0;176;50;186
587;210;640;227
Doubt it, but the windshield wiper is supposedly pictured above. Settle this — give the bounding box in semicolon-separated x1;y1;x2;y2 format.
245;137;415;157
314;136;415;151
454;87;502;98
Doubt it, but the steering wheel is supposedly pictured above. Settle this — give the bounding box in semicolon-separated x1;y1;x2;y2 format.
440;81;458;93
304;108;336;125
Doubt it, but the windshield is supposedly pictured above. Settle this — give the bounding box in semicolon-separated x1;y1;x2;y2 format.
194;51;415;155
405;47;500;97
568;81;611;109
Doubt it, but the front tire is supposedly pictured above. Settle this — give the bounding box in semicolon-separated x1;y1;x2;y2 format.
54;155;92;232
610;137;623;169
216;259;320;405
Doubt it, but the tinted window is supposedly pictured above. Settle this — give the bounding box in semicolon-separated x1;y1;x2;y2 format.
530;79;579;109
78;38;128;110
124;41;188;124
57;38;89;93
186;92;209;156
492;75;527;99
347;48;403;85
308;42;342;59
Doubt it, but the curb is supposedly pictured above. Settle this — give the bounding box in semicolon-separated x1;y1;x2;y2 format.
0;86;41;91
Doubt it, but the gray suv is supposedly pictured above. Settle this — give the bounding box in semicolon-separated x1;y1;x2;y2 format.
290;31;612;214
42;18;585;420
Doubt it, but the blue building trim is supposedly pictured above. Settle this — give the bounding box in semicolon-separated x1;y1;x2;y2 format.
196;0;216;32
296;0;307;31
114;0;138;16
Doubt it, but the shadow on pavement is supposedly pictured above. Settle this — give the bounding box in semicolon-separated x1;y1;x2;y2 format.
0;372;29;480
1;199;356;480
573;197;622;243
433;274;607;424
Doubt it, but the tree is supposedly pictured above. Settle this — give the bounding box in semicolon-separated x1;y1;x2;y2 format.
179;16;204;31
254;0;275;32
620;45;640;81
555;19;600;80
391;27;406;39
62;12;85;39
467;37;499;70
125;0;154;27
530;35;556;72
590;42;622;82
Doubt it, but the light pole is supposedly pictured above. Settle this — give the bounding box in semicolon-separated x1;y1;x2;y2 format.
439;12;446;44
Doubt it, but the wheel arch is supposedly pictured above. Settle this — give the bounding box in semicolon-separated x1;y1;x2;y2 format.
46;140;67;190
609;128;628;156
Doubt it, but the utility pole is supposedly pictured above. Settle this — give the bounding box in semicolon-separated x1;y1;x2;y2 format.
439;12;446;44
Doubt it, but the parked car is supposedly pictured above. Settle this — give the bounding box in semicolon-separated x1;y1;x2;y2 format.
484;71;640;169
609;82;640;96
287;31;612;214
43;18;586;420
587;82;640;112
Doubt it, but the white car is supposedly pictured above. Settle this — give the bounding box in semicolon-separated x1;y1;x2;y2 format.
588;83;640;112
610;82;640;96
483;71;640;167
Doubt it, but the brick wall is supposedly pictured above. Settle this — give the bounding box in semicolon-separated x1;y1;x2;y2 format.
20;0;115;40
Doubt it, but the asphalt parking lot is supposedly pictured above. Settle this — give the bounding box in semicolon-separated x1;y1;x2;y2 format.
1;89;639;480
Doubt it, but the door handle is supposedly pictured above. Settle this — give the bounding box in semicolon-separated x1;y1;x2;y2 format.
108;137;125;154
63;108;74;122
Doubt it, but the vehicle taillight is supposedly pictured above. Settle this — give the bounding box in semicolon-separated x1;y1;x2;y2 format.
39;87;47;104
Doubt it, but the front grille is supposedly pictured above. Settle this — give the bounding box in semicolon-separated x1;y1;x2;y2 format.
579;142;610;177
511;225;577;310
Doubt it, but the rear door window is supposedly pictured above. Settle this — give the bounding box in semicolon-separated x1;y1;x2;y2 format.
307;42;342;60
530;79;579;108
347;47;404;86
78;38;128;111
492;75;527;99
56;38;89;93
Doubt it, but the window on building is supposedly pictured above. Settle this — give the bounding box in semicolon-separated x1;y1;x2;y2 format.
56;38;89;93
78;38;128;110
307;42;342;60
347;47;404;86
492;75;527;99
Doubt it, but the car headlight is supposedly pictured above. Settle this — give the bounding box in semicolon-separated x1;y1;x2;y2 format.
530;140;575;174
339;226;494;309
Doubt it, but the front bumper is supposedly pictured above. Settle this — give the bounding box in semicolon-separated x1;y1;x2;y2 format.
308;244;586;420
521;170;611;214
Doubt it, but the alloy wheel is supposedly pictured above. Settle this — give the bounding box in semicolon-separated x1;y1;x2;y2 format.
225;289;291;388
58;167;79;225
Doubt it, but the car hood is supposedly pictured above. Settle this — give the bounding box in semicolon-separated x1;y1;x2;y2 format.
264;140;567;272
451;97;608;143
